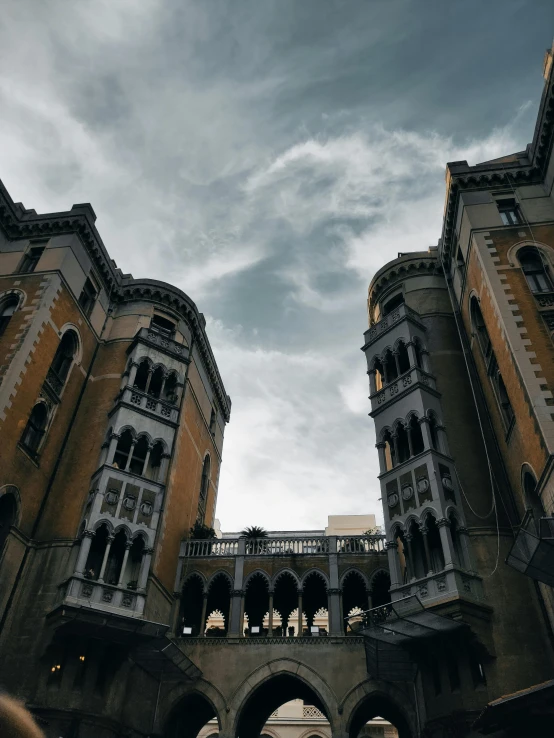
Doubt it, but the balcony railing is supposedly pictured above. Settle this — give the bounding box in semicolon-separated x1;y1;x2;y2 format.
181;535;386;557
121;385;179;423
61;575;145;617
138;327;190;362
363;304;424;348
371;366;436;410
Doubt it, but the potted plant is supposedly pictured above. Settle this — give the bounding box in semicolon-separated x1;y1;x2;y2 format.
241;526;268;553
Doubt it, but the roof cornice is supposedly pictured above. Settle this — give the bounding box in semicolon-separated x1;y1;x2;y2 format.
0;178;231;421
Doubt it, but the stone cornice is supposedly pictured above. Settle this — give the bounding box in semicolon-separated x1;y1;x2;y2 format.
440;55;554;265
368;257;440;316
0;178;231;421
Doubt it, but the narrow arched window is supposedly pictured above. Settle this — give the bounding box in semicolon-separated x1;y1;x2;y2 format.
21;403;49;455
470;297;492;360
522;470;544;534
197;456;211;524
0;492;17;556
0;296;19;337
49;330;78;389
518;248;553;294
493;369;514;428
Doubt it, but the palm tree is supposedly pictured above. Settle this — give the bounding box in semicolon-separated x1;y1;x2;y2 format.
240;526;268;553
240;526;268;538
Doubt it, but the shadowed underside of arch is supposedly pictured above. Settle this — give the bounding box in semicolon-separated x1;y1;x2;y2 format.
348;693;413;738
236;674;329;738
164;693;218;738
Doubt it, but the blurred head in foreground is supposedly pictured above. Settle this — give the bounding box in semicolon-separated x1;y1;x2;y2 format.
0;694;44;738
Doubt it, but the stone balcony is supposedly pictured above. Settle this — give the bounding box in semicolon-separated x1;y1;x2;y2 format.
119;385;179;424
362;303;425;351
370;366;437;415
180;534;386;558
392;566;484;606
60;574;146;617
136;326;190;364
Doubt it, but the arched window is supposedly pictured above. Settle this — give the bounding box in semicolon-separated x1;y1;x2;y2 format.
197;455;211;523
85;524;110;581
408;415;424;456
383;430;395;470
396;341;410;374
148;366;165;399
492;368;514;428
129;435;149;476
374;358;385;391
0;295;19;337
0;492;17;557
428;414;440;451
49;330;78;388
383;349;398;383
518;248;553;294
133;359;150;392
413;338;423;369
113;430;134;469
395;423;410;464
382;293;404;316
470;297;491;360
522;469;544;534
165;373;178;404
145;441;165;482
20;402;49;455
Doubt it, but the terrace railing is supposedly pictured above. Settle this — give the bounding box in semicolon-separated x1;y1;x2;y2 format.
181;535;386;557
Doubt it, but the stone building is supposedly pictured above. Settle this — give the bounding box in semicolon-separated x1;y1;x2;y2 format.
362;43;554;736
2;40;554;738
0;179;231;736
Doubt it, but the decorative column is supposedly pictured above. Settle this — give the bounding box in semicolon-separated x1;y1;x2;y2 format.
143;444;153;477
107;433;120;465
199;593;208;637
229;537;246;637
159;373;168;400
366;590;373;612
98;536;114;583
437;518;455;569
74;530;95;575
144;369;154;395
327;536;342;636
457;526;474;572
406;426;414;457
386;541;402;589
239;593;246;636
138;547;153;590
117;542;132;587
268;591;274;636
393;351;401;376
368;369;377;395
159;453;171;483
376;442;387;474
437;425;450;455
419;417;433;450
297;592;303;636
421;350;432;373
128;361;139;388
391;434;399;466
406;341;417;367
124;440;137;471
404;533;415;581
420;525;434;575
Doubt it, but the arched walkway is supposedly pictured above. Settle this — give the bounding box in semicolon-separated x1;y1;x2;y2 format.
164;692;220;738
343;682;416;738
234;673;333;738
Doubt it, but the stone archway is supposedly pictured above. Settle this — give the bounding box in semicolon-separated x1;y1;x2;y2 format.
231;659;339;738
342;680;417;738
160;680;227;738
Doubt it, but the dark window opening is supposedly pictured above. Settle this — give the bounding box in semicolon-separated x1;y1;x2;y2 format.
497;198;521;226
129;435;149;476
165;372;178;403
104;530;127;585
78;277;99;318
413;338;424;369
0;492;17;556
369;571;391;608
0;296;19;337
18;244;45;274
133;360;150;392
209;408;216;434
409;415;425;455
397;341;410;374
20;403;49;455
148;366;165;399
490;360;514;429
470;298;492;360
428;414;439;450
396;424;410;464
456;247;465;269
113;429;134;470
151;314;175;336
383;349;398;383
446;652;461;691
523;470;544;534
49;330;78;388
382;293;404;316
84;524;109;581
383;431;395;471
519;248;553;294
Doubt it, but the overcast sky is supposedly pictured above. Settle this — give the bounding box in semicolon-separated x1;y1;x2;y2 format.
1;2;553;531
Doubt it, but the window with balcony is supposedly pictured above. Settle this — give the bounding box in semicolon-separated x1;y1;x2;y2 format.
496;198;521;226
518;248;553;294
150;313;176;336
20;402;49;456
18;243;46;274
0;295;19;337
78;276;99;318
